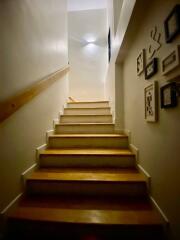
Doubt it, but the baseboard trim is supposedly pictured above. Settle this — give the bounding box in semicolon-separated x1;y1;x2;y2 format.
46;129;54;143
150;196;169;224
53;118;59;128
137;164;151;179
129;143;139;163
0;193;22;215
124;129;132;144
137;163;151;191
137;164;169;224
22;163;37;179
36;144;47;161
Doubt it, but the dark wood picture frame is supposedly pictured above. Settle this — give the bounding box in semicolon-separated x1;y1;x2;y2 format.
145;58;158;80
164;4;180;43
160;82;177;108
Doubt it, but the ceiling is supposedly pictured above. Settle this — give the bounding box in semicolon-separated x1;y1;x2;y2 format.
68;0;107;12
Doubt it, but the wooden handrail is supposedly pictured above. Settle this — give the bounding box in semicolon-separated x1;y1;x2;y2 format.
0;65;70;123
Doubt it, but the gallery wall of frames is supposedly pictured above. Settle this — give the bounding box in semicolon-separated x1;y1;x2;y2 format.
136;4;180;123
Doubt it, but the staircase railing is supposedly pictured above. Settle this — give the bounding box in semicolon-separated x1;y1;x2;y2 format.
0;65;70;123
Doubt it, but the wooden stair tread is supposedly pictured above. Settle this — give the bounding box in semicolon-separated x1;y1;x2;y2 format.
40;148;134;156
8;196;163;225
49;134;127;138
61;114;112;116
56;123;114;126
67;101;109;104
27;168;146;182
64;107;111;110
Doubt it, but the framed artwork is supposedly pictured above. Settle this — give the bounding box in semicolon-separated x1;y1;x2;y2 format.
144;81;158;122
108;28;111;62
164;4;180;43
160;82;177;108
137;49;146;76
161;45;180;75
145;58;158;80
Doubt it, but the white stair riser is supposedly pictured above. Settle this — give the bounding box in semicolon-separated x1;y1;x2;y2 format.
26;181;147;197
55;124;115;134
39;155;136;168
48;137;129;149
60;115;112;123
64;108;111;115
67;102;109;108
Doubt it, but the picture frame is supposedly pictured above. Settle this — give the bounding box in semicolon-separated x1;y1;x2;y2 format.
145;58;158;80
161;45;180;75
137;49;146;76
164;4;180;43
144;81;158;122
160;82;177;108
108;28;111;62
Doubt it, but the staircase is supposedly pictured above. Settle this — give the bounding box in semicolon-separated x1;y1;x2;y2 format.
6;101;165;239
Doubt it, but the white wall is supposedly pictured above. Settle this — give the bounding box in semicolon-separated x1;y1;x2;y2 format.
0;0;68;214
68;0;107;12
119;0;180;239
105;0;136;125
68;9;108;101
113;0;123;36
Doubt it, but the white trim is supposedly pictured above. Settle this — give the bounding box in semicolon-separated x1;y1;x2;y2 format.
137;164;169;223
36;144;47;161
137;163;151;191
46;129;54;143
137;164;151;179
21;163;37;186
53;118;59;128
1;193;22;215
150;196;169;223
22;163;37;177
124;129;132;143
129;143;139;163
121;135;169;224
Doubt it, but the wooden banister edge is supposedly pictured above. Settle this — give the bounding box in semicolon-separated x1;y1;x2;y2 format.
0;65;70;123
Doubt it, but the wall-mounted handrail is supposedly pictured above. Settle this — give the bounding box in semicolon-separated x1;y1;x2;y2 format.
0;65;70;123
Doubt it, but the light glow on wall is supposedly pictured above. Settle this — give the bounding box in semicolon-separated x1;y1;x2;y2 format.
84;34;97;44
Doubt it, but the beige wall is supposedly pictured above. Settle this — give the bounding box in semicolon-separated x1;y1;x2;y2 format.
0;0;68;214
121;0;180;239
68;9;108;101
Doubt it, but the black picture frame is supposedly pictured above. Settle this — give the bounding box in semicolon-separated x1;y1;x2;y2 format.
108;28;111;62
160;82;177;108
145;58;158;80
164;4;180;43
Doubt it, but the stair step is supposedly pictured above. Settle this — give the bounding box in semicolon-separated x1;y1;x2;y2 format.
67;101;109;108
60;114;112;123
48;134;128;149
25;168;147;197
39;148;135;168
64;107;111;115
8;196;163;225
55;123;115;134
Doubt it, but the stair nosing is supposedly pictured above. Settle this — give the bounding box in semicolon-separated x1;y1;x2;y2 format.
61;114;112;117
48;134;127;138
55;123;114;126
67;101;109;104
64;107;111;110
